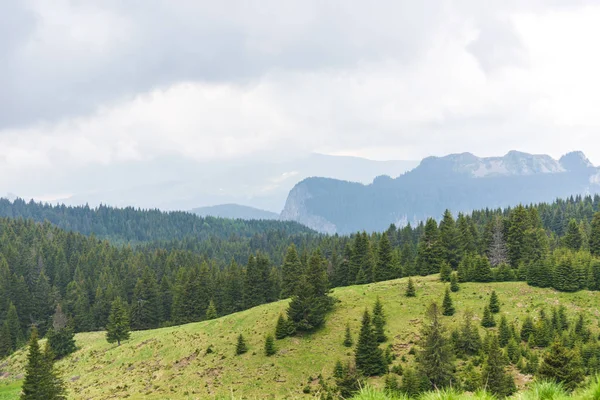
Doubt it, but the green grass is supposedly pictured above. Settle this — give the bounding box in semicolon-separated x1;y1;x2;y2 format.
3;276;600;399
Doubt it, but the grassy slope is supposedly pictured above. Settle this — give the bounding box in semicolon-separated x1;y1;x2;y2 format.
2;275;600;399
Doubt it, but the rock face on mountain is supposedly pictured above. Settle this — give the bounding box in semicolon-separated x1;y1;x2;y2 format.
280;151;600;234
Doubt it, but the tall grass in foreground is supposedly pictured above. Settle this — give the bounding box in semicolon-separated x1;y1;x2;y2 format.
351;378;600;400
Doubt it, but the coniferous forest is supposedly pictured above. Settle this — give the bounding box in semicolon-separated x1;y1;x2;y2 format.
3;195;600;398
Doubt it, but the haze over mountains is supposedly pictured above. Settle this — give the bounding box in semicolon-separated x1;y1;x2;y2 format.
281;151;600;234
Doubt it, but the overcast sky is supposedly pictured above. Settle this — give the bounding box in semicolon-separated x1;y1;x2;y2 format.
2;0;600;201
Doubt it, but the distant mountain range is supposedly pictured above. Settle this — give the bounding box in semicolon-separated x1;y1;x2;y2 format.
280;151;600;234
34;153;417;213
191;204;279;220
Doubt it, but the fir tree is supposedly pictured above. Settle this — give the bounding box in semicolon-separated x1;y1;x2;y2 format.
372;297;387;343
21;328;67;400
450;272;459;292
481;306;496;328
416;302;455;389
538;340;584;391
489;290;500;313
106;297;130;346
481;333;515;397
441;287;455;316
264;334;276;356
355;309;387;376
343;323;354;347
405;277;416;297
205;299;217;320
235;334;248;355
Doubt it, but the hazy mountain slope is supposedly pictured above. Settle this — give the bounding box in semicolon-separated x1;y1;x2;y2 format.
281;151;600;233
17;154;417;213
1;276;598;399
191;203;279;220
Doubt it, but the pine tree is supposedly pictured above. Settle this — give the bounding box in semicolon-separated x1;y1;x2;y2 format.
106;297;130;346
205;299;217;320
498;315;511;347
481;306;496;328
343;323;354;347
264;334;276;356
538;340;584;391
416;302;455;389
281;245;304;298
21;328;67;400
355;309;387;376
489;290;500;313
590;212;600;257
405;277;416;297
372;297;387;343
441;287;455;316
235;334;248;355
481;333;515;397
447;274;458;295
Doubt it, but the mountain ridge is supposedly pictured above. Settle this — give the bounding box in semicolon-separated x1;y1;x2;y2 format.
281;150;600;233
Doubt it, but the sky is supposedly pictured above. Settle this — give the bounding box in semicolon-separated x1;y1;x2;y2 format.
2;0;600;203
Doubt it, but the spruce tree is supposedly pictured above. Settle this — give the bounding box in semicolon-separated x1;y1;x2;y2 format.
416;302;455;389
553;255;580;292
416;218;444;276
450;272;459;292
205;299;217;320
440;262;452;282
5;302;22;351
481;333;515;397
456;310;481;357
405;277;416;297
0;322;12;358
498;315;511;347
439;209;460;269
521;315;535;343
275;314;290;340
264;334;276;356
372;297;387;343
441;287;455;316
563;219;583;251
355;309;386;376
46;305;76;360
106;297;130;346
489;290;500;313
400;367;422;397
21;328;66;400
129;267;161;330
281;244;304;297
235;334;248;355
538;340;584;390
481;306;496;328
375;233;395;281
343;323;354;347
590;212;600;257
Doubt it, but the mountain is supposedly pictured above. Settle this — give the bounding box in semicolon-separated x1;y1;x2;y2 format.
17;153;417;213
191;203;279;220
281;151;600;233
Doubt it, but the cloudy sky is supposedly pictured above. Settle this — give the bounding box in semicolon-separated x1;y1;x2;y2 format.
2;0;600;203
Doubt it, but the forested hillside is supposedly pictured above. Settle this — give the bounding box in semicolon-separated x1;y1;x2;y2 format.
0;198;313;243
1;194;600;363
